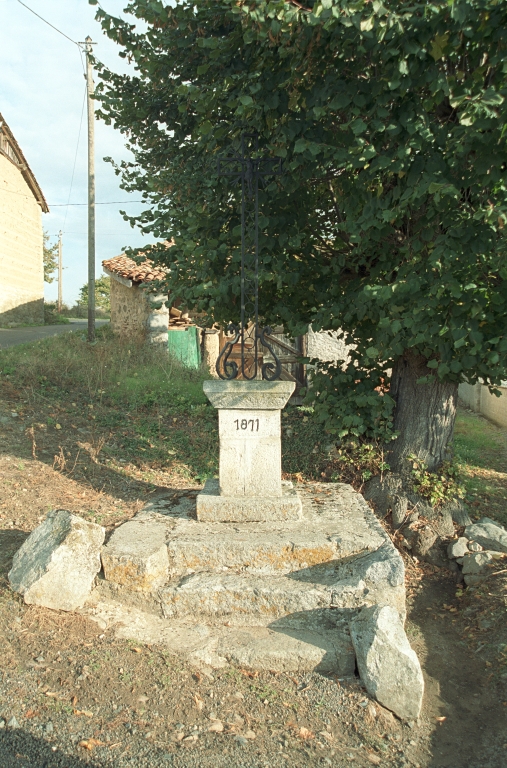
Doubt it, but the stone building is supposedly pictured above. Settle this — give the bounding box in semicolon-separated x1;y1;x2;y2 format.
102;255;169;344
0;113;49;325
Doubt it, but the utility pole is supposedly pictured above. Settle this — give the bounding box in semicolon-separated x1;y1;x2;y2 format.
57;230;62;313
85;36;96;343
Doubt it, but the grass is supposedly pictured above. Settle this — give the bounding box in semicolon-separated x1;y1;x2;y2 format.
1;328;506;522
454;407;507;527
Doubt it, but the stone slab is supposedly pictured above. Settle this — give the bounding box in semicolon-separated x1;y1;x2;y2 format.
133;482;387;577
101;519;169;592
350;604;424;721
8;510;104;611
160;540;405;625
216;625;355;676
83;597;356;675
196;478;303;522
203;380;295;410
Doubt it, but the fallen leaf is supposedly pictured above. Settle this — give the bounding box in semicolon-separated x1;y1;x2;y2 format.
55;424;62;430
435;716;446;722
74;710;93;718
240;669;258;678
208;720;224;733
71;696;78;706
132;647;142;654
194;694;204;711
79;739;104;751
299;727;314;740
367;754;382;765
138;696;149;704
243;730;256;740
24;710;39;719
45;692;59;698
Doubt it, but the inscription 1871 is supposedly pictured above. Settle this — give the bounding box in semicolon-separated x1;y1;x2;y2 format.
234;418;260;432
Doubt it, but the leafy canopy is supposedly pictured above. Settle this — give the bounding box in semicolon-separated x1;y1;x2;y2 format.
78;275;111;312
43;230;58;284
92;0;507;437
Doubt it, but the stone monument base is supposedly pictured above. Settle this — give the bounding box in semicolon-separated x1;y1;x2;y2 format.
196;478;303;522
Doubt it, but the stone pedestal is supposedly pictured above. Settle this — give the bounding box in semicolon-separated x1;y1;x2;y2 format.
197;380;302;522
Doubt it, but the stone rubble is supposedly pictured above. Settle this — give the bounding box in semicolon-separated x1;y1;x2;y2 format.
447;537;469;559
465;518;507;553
8;509;104;611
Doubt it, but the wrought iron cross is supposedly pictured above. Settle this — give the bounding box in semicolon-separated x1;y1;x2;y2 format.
216;131;283;381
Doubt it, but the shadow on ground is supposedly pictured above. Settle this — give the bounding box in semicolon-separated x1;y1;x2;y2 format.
0;729;100;768
408;575;507;768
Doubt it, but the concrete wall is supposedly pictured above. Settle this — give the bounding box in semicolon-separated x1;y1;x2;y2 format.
0;153;44;325
109;278;168;345
459;381;507;429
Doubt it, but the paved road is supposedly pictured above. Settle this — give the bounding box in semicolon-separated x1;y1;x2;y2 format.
0;319;109;349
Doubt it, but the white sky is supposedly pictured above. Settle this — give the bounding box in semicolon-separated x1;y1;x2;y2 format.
1;0;152;305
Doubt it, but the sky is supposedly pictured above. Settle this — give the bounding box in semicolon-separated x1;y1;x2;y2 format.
0;0;152;305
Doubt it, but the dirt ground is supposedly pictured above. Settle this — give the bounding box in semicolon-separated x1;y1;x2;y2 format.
1;386;507;767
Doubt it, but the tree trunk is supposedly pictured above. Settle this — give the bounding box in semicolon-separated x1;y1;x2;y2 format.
387;349;458;474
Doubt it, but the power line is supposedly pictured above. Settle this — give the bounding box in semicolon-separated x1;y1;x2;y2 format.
16;0;79;47
52;201;146;206
0;188;146;205
63;85;87;234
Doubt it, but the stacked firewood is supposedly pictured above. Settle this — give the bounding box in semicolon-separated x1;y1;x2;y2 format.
169;306;192;327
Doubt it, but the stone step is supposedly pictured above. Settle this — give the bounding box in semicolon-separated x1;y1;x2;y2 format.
160;543;405;624
164;483;386;578
84;596;355;676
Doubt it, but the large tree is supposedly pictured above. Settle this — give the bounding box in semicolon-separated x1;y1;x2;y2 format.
91;0;507;476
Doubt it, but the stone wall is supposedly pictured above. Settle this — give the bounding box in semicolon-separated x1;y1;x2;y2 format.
306;327;350;364
0;153;44;325
109;278;169;345
459;381;507;429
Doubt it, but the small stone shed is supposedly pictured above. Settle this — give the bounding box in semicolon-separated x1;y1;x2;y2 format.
102;255;170;345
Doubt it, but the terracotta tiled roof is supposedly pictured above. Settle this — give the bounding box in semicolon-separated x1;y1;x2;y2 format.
102;255;167;284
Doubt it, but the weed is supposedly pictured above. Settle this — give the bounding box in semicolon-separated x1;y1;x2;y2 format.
250;683;278;702
408;454;465;508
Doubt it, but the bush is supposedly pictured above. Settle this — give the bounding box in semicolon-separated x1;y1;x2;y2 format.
44;303;70;325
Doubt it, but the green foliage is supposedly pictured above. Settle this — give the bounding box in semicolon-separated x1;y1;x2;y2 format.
43;303;70;325
91;0;507;442
408;454;465;508
330;441;391;485
43;230;58;284
78;275;111;313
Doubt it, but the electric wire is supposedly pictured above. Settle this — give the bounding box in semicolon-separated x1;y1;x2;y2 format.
16;0;87;75
62;85;87;235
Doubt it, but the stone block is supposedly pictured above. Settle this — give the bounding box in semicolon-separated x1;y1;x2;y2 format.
166;523;337;578
350;605;424;721
465;518;507;553
219;409;281;496
217;626;355;676
161;572;331;622
102;519;169;592
8;510;104;611
161;540;405;624
203;380;295;410
196;478;303;522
